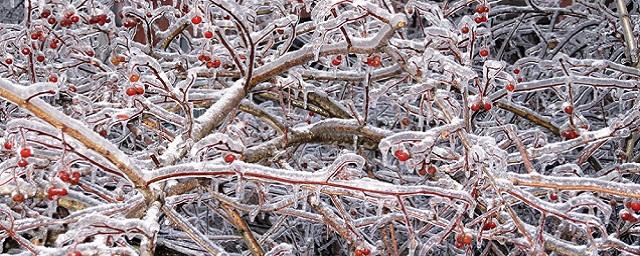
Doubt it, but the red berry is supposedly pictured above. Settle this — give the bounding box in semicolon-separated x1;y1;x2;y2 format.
355;248;370;256
36;55;45;62
427;165;437;175
129;74;140;82
20;148;32;158
561;129;579;140
41;9;51;19
58;188;68;196
89;15;100;24
480;16;488;23
457;233;473;245
17;159;28;167
68;85;77;92
126;87;137;96
518;77;524;83
30;32;40;40
563;105;573;114
99;130;108;137
461;26;469;34
5;58;13;65
198;54;210;62
123;18;137;28
67;251;82;256
64;10;74;18
513;68;520;75
48;17;57;24
470;102;482;112
627;201;640;212
549;193;558;201
47;187;57;200
331;56;342;66
59;170;71;182
394;149;410;161
204;30;214;38
12;193;25;203
474;16;484;24
479;49;489;57
482;221;497;230
620;210;638;222
70;15;80;23
224;154;236;163
21;47;31;55
135;86;145;95
70;171;81;185
191;15;202;24
210;59;221;68
85;50;95;57
483;102;492;111
60;18;72;27
50;41;58;49
505;83;515;92
366;55;381;68
4;141;12;150
49;75;58;83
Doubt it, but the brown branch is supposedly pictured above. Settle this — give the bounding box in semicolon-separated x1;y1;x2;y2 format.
220;204;265;256
243;119;391;163
0;79;153;202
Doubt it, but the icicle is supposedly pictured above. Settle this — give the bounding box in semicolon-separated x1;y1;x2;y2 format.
376;199;384;216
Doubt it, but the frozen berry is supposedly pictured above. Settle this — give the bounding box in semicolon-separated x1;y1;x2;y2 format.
191;15;202;24
394;149;410;161
224;154;236;163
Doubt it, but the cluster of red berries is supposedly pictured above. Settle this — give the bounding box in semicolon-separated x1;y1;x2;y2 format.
470;101;492;112
455;233;473;248
621;201;640;222
47;187;68;200
418;165;437;176
473;5;490;24
126;86;145;96
10;146;33;168
354;247;371;256
366;55;381;68
88;14;109;25
59;170;82;185
122;18;138;28
560;128;579;140
57;10;82;27
111;55;126;65
198;54;221;69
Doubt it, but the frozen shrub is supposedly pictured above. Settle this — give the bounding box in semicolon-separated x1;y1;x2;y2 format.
0;0;639;255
